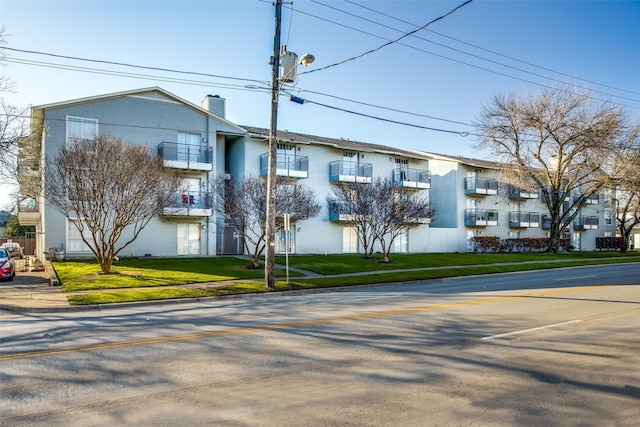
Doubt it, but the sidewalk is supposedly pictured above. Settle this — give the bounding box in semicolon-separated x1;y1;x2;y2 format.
0;258;71;312
2;256;635;313
0;259;316;313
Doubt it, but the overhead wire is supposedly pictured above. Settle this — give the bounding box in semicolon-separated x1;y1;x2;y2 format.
4;57;262;93
3;48;474;133
298;0;640;109
3;47;266;85
345;0;640;98
298;1;640;106
294;96;472;137
298;0;473;75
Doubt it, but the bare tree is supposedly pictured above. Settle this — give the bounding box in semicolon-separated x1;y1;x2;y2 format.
328;177;434;262
46;135;181;273
213;175;320;270
612;131;640;251
475;84;633;252
370;178;434;262
0;28;29;193
327;181;379;258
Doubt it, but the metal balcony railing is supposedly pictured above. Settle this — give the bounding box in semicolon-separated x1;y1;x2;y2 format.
329;160;373;183
162;191;213;217
392;168;431;189
508;186;539;200
509;211;540;228
574;216;599;230
464;177;498;195
260;153;309;178
158;142;213;170
464;209;498;226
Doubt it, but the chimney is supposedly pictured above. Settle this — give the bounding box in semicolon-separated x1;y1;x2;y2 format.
201;94;225;118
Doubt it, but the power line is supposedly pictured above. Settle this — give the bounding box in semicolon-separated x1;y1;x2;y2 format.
297;87;472;127
3;47;266;85
345;0;640;98
4;49;477;128
3;57;264;93
294;1;640;106
295;96;472;137
298;0;473;76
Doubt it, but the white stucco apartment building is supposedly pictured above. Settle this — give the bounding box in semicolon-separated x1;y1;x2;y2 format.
17;87;615;259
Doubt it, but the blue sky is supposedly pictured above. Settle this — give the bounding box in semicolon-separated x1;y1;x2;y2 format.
1;0;639;209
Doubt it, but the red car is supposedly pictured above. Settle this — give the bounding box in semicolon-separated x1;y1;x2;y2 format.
0;247;15;281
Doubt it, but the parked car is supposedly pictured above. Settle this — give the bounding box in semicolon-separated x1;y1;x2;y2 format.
1;242;24;259
0;247;15;281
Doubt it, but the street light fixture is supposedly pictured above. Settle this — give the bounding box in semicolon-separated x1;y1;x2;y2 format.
265;0;314;289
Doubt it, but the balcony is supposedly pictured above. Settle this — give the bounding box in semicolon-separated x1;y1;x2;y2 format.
508;186;539;200
329;160;373;184
509;211;540;228
464;209;498;227
575;194;599;205
17;198;40;226
162;192;212;217
260;153;308;179
328;203;368;222
574;216;599;230
158;142;213;171
464;177;498;195
392;168;431;189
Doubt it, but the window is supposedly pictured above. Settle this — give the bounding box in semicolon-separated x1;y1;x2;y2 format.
396;158;409;180
66;116;97;144
342;226;358;253
67;219;91;252
177;223;201;255
343;152;358;176
393;230;409;253
180;178;202;207
277;144;296;170
276;225;295;254
604;207;613;226
177;132;201;162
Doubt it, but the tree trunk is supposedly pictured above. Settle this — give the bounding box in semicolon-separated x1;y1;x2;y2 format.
619;226;631;253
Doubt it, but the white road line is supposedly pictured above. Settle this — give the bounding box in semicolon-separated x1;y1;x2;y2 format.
554;275;597;281
481;319;583;340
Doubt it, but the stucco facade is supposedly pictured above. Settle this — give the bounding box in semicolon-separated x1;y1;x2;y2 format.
18;87;616;259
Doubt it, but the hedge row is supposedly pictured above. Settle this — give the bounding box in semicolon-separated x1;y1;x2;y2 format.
470;236;572;253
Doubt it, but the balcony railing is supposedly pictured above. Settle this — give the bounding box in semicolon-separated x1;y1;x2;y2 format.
392;168;431;189
329;160;373;183
158;142;213;171
508;186;539;200
574;216;599;230
17;197;40;226
575;194;600;205
464;209;498;226
162;191;213;217
260;153;308;179
464;177;498;195
509;211;540;228
328;202;368;222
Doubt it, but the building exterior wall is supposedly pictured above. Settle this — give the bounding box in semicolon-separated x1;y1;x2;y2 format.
35;89;243;258
21;88;618;259
426;154;616;252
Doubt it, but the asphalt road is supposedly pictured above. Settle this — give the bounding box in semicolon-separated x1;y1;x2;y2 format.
1;264;639;426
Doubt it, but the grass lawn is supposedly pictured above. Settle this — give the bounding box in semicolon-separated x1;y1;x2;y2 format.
55;252;640;305
54;257;278;291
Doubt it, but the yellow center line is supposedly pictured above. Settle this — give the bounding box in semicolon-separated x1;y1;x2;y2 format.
0;285;610;361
